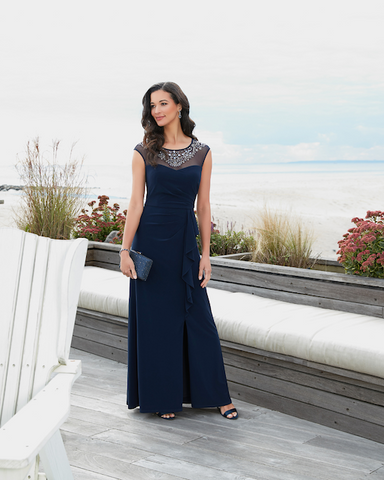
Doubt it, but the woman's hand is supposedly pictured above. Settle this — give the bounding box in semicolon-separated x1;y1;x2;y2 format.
120;252;137;280
198;255;211;288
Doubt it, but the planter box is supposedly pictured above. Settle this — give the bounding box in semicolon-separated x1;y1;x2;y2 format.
85;242;384;318
85;241;121;270
220;252;345;274
210;256;384;319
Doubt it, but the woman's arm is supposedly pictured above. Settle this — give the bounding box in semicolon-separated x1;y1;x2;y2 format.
196;150;213;288
120;150;146;279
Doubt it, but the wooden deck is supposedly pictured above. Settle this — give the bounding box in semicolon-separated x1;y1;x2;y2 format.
63;349;384;480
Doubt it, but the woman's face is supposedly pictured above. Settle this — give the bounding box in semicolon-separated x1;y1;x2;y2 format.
150;90;181;127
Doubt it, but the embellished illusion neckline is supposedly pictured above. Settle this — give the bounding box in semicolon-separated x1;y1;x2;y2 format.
158;139;205;167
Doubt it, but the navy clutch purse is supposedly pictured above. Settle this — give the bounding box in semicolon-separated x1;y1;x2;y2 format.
129;249;153;281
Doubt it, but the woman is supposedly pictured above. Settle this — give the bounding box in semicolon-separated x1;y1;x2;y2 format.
120;82;238;420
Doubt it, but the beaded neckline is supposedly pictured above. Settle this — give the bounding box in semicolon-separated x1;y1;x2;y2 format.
158;139;206;167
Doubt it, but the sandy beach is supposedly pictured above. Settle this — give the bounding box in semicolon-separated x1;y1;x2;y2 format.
0;191;22;229
210;171;383;260
1;170;383;261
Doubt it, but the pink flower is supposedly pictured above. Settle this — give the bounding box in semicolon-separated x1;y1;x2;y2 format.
363;234;376;243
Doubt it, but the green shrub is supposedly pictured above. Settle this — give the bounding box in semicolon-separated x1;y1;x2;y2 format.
196;218;256;256
15;138;87;239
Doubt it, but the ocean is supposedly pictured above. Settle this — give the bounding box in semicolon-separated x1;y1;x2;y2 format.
2;160;383;203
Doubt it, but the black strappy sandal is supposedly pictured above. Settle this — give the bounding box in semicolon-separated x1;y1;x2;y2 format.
156;412;176;420
217;406;238;420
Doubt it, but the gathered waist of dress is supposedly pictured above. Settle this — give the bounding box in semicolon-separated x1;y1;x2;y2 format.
144;201;195;211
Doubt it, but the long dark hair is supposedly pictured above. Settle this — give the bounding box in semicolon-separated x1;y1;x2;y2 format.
141;82;197;166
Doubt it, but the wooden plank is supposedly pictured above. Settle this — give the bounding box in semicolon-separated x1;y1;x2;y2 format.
62;430;153;464
77;308;128;327
73;325;126;351
222;351;384;406
182;433;378;479
305;435;384;463
76;314;128;338
90;249;120;266
221;341;384;388
67;405;203;446
211;265;384;307
370;467;384;478
209;280;384;317
87;242;120;253
85;248;95;264
85;243;120;271
228;381;384;445
133;455;272;480
225;365;384;427
71;374;125;397
221;345;384;394
86;260;120;272
71;465;119;480
211;257;384;288
220;254;343;272
68;448;182;479
71;337;127;364
135;453;324;480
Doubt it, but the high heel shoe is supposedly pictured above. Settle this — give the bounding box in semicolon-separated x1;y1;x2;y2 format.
217;406;238;420
156;412;175;420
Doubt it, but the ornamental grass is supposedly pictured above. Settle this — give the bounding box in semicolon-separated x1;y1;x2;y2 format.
15;138;87;239
252;208;317;269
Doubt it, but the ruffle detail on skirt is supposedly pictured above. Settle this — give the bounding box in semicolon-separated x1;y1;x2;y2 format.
182;209;199;313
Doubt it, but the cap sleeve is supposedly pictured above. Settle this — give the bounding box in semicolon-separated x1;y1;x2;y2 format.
134;143;147;163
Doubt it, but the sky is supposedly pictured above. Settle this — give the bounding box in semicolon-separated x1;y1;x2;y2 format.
1;0;384;172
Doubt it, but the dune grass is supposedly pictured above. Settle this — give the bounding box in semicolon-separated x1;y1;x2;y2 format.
252;208;317;268
15;138;87;239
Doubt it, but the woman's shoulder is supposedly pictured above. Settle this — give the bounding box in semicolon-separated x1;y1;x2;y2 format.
133;142;147;161
192;138;209;149
192;139;210;162
134;142;145;152
191;139;210;158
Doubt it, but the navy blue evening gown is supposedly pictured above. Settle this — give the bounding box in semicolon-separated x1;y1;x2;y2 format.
127;139;231;413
